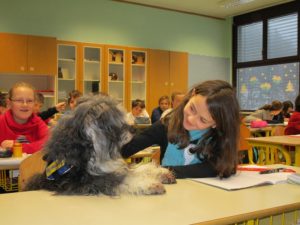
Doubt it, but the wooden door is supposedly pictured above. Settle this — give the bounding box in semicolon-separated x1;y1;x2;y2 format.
170;51;188;94
147;49;170;113
27;35;57;75
0;33;27;73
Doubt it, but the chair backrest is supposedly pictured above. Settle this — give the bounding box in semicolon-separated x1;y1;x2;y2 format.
19;150;46;191
272;125;286;136
239;123;251;151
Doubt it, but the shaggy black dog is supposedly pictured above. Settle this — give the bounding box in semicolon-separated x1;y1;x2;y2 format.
25;95;175;195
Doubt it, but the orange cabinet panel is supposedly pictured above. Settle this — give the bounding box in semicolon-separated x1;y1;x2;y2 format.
147;49;188;113
0;33;27;73
0;33;56;75
27;35;57;75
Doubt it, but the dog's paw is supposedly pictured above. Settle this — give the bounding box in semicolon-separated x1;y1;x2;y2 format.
144;182;166;195
159;170;176;184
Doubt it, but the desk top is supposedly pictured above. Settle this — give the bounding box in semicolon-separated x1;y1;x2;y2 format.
0;154;28;170
0;167;300;225
247;135;300;146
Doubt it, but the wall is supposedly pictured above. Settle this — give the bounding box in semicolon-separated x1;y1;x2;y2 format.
0;0;231;84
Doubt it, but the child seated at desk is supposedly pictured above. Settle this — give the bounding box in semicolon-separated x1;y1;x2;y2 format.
34;92;66;125
285;94;300;135
126;99;150;125
243;100;283;124
0;82;49;154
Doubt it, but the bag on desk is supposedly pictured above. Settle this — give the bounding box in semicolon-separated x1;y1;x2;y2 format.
250;120;268;128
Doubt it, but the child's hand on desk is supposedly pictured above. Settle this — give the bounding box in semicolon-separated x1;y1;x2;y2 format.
1;140;14;149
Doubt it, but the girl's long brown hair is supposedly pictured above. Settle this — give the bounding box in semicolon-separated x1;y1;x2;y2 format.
162;80;240;178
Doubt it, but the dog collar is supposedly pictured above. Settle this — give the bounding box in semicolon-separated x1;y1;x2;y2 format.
46;160;73;180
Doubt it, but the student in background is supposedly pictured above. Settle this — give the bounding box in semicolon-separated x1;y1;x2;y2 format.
34;92;66;125
126;99;150;125
0;82;49;154
0;92;8;115
273;100;294;123
150;95;170;124
243;100;283;124
68;90;82;111
285;94;300;135
161;91;185;118
122;80;240;178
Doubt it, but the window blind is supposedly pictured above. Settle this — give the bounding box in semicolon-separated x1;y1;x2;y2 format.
268;13;298;59
237;22;263;63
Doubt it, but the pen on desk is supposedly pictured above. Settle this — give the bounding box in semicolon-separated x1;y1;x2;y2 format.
259;168;296;174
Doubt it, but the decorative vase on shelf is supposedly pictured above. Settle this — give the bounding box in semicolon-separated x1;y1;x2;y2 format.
58;67;63;78
109;73;118;81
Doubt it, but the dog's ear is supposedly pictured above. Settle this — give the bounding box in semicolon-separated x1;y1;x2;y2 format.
44;106;93;167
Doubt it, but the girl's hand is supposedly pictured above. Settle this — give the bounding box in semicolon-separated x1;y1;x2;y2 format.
55;102;66;112
1;140;14;149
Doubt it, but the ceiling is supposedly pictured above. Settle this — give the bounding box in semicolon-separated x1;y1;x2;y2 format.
115;0;294;19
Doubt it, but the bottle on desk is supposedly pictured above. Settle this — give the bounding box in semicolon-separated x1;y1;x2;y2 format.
13;142;23;157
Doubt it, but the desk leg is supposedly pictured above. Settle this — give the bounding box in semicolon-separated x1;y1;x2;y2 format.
295;146;300;167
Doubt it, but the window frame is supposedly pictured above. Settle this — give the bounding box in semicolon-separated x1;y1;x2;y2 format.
232;1;300;95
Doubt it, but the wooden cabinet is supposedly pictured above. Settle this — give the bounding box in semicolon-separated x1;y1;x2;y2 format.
57;41;79;103
55;41;187;114
0;33;56;75
147;49;188;113
127;48;147;110
82;44;104;95
104;46;127;107
27;35;57;75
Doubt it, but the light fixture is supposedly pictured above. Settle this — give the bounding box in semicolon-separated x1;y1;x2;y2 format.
219;0;256;8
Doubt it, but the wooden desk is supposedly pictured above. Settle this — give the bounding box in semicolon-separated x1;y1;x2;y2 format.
0;154;29;192
247;135;300;166
0;154;28;170
0;167;300;225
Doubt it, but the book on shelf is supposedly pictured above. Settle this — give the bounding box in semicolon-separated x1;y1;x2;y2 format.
190;165;295;191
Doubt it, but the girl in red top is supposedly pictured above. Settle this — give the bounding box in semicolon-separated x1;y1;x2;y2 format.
285;94;300;135
0;82;49;154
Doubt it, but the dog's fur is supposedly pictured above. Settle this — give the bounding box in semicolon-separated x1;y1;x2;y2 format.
25;95;176;195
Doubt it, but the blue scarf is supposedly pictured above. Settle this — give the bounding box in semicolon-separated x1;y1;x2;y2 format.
162;129;208;166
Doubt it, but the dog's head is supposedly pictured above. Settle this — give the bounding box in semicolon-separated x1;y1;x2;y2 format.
44;95;133;176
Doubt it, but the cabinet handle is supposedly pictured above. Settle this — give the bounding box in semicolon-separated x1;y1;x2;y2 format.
29;66;35;71
20;66;25;71
170;82;174;86
164;82;169;86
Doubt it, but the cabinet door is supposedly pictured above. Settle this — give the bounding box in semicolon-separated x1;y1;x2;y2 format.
106;47;126;107
147;49;170;113
83;45;103;95
170;51;188;94
0;33;27;73
27;35;57;75
57;43;77;103
128;49;147;110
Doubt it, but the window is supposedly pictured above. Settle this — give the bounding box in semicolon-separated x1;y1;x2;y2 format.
233;1;300;111
268;13;298;59
237;22;263;62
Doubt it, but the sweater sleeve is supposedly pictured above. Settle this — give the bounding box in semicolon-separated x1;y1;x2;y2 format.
38;107;58;121
243;110;267;123
166;161;218;178
121;121;167;159
22;121;49;154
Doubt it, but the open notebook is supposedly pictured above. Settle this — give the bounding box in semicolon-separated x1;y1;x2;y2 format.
190;165;295;190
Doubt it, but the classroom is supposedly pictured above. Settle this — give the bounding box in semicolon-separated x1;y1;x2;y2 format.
0;1;300;225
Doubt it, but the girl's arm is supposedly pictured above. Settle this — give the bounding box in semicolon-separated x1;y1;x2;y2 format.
121;121;167;158
166;161;218;178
